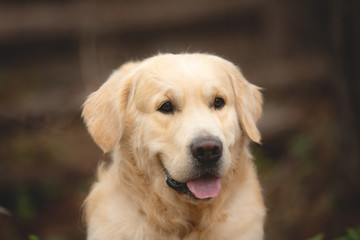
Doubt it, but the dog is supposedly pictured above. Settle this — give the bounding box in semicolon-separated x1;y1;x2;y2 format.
82;53;265;240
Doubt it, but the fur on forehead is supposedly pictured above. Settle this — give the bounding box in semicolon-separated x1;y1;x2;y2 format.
130;54;239;92
138;53;237;73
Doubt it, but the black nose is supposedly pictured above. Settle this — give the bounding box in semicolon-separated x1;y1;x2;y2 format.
190;137;223;163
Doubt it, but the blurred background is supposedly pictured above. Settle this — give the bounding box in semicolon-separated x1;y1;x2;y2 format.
0;0;359;239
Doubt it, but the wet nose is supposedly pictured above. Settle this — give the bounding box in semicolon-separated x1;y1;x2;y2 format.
190;137;223;164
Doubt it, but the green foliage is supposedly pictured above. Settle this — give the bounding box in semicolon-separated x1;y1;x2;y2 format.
335;228;360;240
16;186;36;220
307;234;324;240
307;228;360;240
29;235;40;240
288;132;314;160
253;146;274;171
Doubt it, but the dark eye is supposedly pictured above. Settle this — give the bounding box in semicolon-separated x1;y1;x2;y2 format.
158;101;174;114
214;97;225;110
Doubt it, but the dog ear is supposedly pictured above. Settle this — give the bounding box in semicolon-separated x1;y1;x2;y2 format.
82;62;137;153
231;69;263;144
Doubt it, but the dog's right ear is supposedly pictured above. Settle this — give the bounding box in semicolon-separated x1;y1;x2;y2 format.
82;62;138;153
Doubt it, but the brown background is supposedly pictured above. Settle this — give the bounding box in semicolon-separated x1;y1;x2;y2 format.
0;0;359;239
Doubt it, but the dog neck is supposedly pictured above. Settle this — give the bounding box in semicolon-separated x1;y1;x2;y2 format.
113;138;251;238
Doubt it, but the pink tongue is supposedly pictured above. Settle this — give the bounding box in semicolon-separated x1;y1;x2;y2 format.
186;177;222;199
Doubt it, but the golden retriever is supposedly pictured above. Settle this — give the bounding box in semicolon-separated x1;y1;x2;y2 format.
82;53;265;240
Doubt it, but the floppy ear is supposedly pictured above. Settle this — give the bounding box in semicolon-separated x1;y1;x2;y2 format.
231;69;263;143
82;62;138;153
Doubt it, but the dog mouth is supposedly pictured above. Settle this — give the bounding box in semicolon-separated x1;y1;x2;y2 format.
163;168;222;200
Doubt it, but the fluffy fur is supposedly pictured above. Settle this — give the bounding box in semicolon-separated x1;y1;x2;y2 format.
82;53;266;240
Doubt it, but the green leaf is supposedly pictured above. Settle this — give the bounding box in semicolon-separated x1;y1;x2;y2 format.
29;235;40;240
307;233;324;240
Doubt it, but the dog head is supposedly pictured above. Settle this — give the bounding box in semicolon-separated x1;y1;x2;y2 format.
82;53;262;200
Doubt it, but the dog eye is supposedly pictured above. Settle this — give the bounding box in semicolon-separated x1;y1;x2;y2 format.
158;101;174;114
214;97;225;110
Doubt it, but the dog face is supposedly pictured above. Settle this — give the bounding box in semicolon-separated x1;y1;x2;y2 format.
82;54;262;200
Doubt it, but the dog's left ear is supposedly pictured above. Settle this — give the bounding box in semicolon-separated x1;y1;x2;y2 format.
231;69;263;144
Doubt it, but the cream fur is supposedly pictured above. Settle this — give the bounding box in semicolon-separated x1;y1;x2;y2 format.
82;53;265;240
